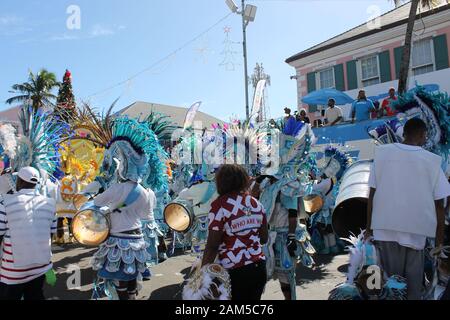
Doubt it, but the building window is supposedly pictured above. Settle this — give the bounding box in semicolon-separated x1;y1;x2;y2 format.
360;55;380;87
412;39;434;76
318;68;334;89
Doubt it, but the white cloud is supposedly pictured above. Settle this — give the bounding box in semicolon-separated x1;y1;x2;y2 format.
0;15;22;26
0;15;32;36
90;24;115;37
49;34;79;41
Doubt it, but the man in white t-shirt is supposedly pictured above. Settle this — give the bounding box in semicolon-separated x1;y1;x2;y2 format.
0;167;57;300
365;118;450;300
324;98;343;126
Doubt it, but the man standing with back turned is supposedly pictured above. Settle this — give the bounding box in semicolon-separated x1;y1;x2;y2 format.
365;118;450;300
0;167;57;300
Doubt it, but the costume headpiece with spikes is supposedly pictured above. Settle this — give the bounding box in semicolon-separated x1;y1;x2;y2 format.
71;102;168;191
16;106;68;181
320;146;352;181
0;106;67;180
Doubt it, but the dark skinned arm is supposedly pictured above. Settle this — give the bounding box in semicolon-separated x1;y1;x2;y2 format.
288;213;298;234
364;187;376;240
201;230;223;267
330;116;343;126
445;196;450;219
260;217;269;245
435;199;445;248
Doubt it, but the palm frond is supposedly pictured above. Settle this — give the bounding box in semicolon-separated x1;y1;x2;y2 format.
6;95;31;105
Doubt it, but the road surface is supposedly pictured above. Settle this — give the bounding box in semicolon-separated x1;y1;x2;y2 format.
45;244;348;300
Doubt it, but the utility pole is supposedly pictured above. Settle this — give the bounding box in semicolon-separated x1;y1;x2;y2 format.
242;0;250;122
226;0;257;122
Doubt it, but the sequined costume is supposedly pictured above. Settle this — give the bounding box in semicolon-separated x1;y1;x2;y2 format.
258;117;317;300
70;104;168;299
309;147;351;254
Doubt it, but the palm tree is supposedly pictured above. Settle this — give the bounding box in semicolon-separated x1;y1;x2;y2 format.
395;0;438;94
6;69;60;111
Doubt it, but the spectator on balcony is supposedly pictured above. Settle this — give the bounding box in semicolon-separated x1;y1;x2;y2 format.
324;98;343;126
381;87;398;117
296;109;310;124
284;107;294;122
351;90;375;123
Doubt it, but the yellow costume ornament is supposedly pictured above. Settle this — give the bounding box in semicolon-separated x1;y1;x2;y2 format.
54;127;104;244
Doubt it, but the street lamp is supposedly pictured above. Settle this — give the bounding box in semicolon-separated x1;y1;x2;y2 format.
225;0;257;122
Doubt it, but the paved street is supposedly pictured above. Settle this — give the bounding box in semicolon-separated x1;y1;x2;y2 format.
45;244;348;300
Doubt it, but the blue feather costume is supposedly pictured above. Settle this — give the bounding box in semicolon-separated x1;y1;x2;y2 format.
258;118;317;300
73;109;168;299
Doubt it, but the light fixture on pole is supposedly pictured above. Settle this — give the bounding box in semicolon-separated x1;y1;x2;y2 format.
225;0;257;122
225;0;239;13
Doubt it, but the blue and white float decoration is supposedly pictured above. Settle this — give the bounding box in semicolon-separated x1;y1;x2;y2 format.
368;85;450;170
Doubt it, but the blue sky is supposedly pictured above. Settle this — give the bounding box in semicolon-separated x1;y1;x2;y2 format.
0;0;394;120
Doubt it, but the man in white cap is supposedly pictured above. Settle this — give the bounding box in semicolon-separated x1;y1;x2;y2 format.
0;167;57;300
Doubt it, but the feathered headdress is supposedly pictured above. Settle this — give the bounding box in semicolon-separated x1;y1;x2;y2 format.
16;106;68;180
109;117;168;190
140;111;176;144
260;117;316;179
71;102;167;191
0;124;18;170
222;122;271;176
320;146;352;181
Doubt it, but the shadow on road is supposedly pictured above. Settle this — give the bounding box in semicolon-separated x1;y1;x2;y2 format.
296;253;345;285
45;245;97;300
337;263;350;274
148;266;191;300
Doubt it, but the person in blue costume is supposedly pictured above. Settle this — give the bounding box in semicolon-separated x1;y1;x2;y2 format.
309;147;351;255
72;106;168;300
140;187;170;280
176;169;218;255
257;116;317;300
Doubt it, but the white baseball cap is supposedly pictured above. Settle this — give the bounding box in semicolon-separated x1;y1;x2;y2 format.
17;166;40;184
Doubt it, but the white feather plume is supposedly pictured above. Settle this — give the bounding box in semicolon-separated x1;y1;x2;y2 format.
341;231;365;284
0;124;17;159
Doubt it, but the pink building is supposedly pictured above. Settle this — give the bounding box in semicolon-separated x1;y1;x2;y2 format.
286;1;450;124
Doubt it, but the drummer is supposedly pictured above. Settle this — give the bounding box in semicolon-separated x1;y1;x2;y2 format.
176;170;218;254
309;174;339;254
90;180;156;300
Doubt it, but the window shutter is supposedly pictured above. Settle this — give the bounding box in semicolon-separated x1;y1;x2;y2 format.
306;72;316;92
334;64;345;91
306;72;317;113
394;46;404;79
433;34;449;71
346;60;357;90
378;50;392;83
